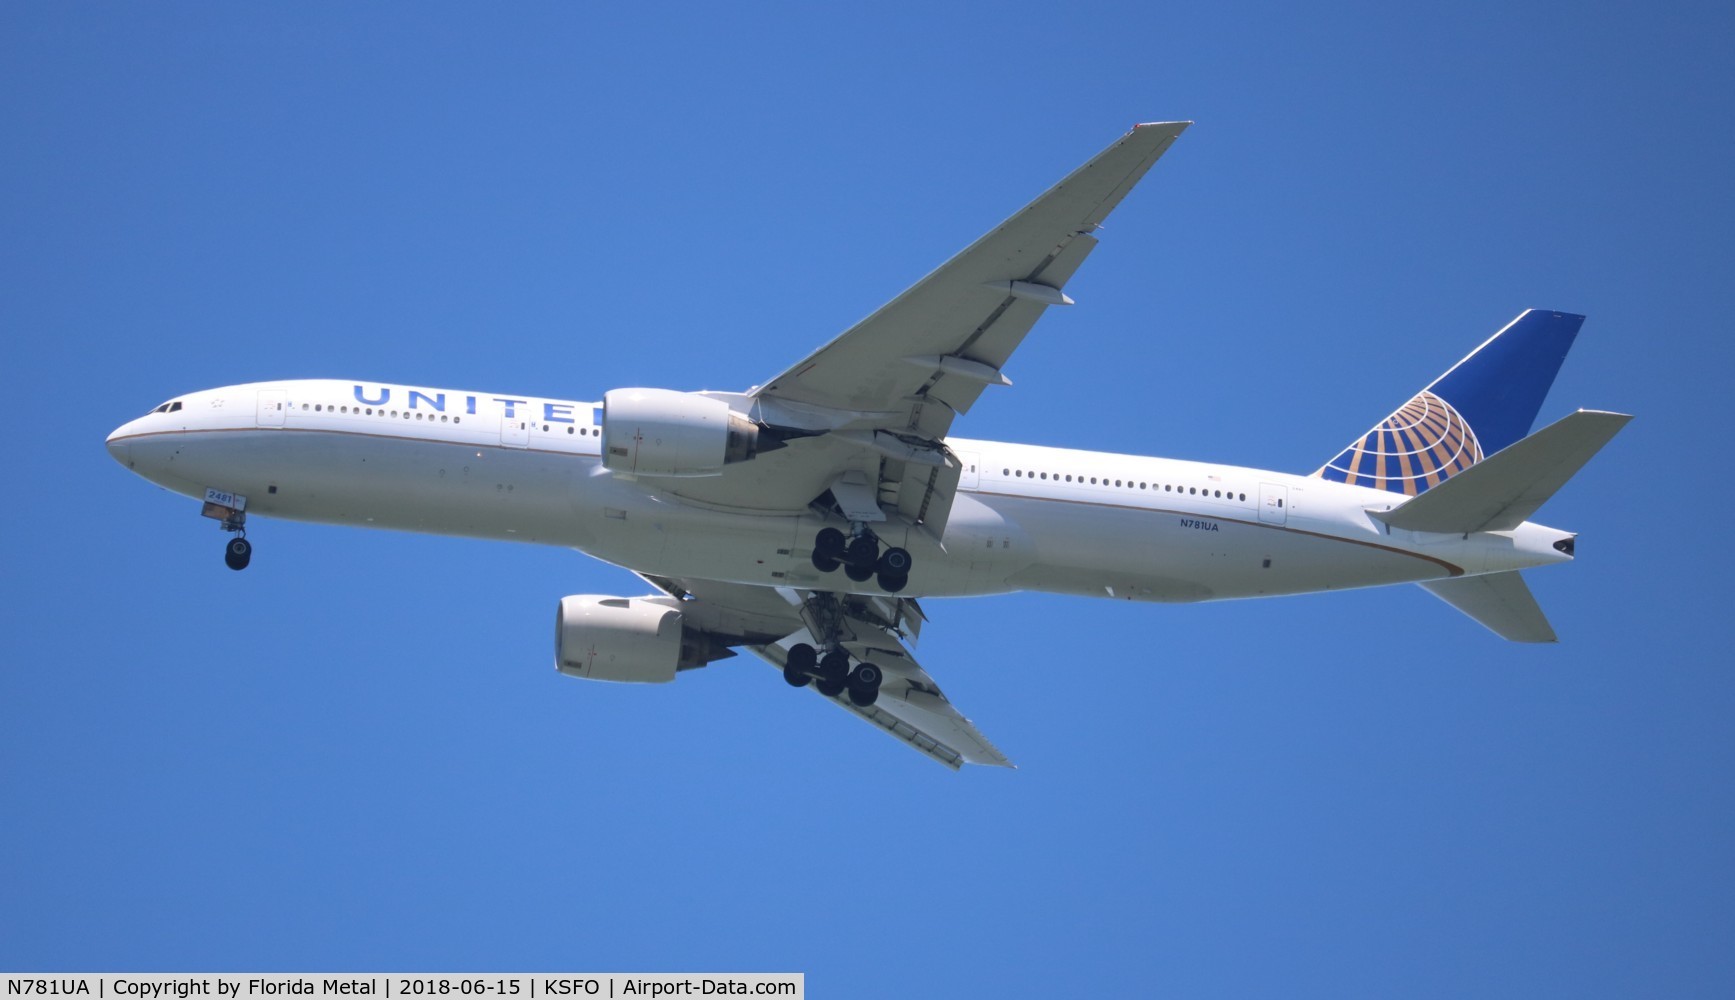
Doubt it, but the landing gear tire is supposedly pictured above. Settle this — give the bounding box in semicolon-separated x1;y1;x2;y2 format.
816;677;846;698
844;561;875;583
783;643;817;687
224;536;252;571
847;662;882;707
847;535;878;568
815;527;847;555
877;547;912;576
818;649;850;685
877;571;908;593
812;528;847;572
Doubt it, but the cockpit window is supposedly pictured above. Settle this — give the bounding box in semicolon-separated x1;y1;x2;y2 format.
150;401;184;414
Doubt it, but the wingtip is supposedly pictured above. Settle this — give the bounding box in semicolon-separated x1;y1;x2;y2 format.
1130;120;1193;133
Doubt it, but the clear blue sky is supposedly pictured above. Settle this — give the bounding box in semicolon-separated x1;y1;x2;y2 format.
5;2;1733;995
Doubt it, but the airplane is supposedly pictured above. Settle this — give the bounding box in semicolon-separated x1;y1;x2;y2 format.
104;121;1631;769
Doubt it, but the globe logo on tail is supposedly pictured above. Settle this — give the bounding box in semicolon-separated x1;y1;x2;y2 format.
1317;390;1482;495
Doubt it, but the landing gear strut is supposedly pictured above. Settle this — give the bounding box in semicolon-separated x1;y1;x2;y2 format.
810;524;912;593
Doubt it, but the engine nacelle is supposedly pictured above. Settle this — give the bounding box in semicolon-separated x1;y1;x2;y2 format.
554;595;733;683
601;388;758;477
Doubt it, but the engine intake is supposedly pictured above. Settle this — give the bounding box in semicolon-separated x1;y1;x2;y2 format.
601;388;759;477
554;595;733;683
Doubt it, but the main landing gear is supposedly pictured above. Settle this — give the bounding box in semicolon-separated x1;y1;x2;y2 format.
810;526;911;593
780;642;883;707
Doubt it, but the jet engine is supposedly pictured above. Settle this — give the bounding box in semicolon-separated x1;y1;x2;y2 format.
601;388;759;477
554;595;734;683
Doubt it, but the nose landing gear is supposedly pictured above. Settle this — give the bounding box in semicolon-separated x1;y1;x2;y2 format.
201;490;253;571
809;524;912;593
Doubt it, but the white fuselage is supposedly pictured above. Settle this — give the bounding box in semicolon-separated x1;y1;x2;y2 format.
105;380;1575;600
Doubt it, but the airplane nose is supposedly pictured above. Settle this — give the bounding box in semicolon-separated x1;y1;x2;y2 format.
106;424;133;466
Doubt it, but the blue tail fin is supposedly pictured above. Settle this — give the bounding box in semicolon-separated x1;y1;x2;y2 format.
1314;309;1584;495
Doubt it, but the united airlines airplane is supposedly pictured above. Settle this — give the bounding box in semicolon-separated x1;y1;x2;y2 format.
105;122;1630;768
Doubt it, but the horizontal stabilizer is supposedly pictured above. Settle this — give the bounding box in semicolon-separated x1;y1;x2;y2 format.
1420;571;1556;643
1373;410;1631;534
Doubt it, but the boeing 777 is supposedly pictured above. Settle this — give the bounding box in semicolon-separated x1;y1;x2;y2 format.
105;122;1630;768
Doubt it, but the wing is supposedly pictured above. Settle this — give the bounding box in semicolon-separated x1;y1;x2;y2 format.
653;123;1190;534
753;120;1190;440
638;573;1011;769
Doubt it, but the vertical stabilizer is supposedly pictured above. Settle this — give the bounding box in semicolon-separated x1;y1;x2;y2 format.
1315;310;1583;495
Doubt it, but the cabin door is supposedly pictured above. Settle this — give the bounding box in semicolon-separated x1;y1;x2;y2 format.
256;390;287;428
1259;483;1288;525
501;411;530;448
